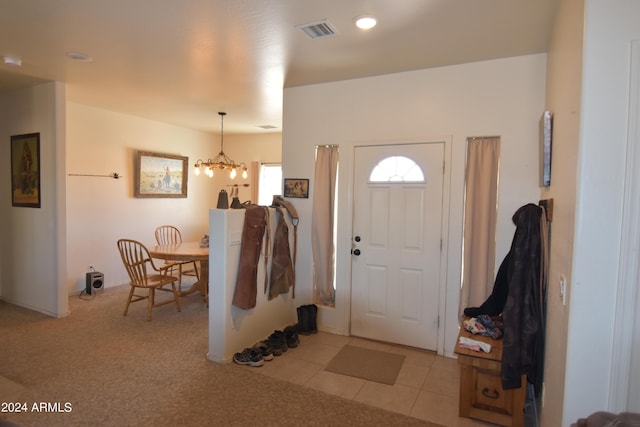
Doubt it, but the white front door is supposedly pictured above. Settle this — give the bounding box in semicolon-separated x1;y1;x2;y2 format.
350;143;444;350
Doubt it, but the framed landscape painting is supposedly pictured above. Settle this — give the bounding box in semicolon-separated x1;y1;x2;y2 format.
11;133;41;208
134;151;188;198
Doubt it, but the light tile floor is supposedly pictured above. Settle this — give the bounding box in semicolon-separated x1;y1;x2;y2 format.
239;331;499;427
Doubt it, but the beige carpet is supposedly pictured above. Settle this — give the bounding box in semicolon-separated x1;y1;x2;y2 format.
0;285;442;427
325;344;406;385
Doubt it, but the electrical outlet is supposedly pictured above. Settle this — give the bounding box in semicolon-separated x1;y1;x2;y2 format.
559;275;567;306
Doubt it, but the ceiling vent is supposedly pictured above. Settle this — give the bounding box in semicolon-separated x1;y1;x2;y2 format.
296;20;337;39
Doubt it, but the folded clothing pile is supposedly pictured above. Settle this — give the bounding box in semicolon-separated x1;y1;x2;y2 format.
458;336;492;353
463;315;504;339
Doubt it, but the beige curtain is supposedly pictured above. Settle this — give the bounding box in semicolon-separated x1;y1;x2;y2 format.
459;137;500;319
250;161;259;203
312;145;338;306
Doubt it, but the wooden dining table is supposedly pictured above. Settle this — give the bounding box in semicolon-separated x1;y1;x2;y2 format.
148;241;209;298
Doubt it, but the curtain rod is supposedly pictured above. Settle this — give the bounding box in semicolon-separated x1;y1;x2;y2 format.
68;173;121;179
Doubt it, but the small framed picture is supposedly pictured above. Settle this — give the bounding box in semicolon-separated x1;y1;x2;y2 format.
11;133;41;208
134;151;188;198
283;178;309;198
540;110;553;187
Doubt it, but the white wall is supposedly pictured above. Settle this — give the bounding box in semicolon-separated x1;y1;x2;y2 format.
66;103;216;292
283;54;546;355
563;1;640;424
65;102;282;295
1;90;281;314
0;82;68;317
208;208;296;363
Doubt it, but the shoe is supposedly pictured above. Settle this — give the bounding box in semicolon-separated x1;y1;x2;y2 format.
284;325;300;348
262;340;283;357
233;348;264;367
253;343;274;361
261;332;284;356
266;330;288;353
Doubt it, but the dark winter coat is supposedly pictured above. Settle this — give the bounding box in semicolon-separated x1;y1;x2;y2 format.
501;203;545;395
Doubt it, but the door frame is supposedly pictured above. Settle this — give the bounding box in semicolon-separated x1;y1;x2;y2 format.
340;137;452;355
609;40;640;411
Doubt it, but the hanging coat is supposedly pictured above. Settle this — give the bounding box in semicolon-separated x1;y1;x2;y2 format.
268;206;295;299
232;205;268;310
501;203;545;395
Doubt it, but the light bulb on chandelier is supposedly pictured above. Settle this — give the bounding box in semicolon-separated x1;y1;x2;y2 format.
193;112;247;180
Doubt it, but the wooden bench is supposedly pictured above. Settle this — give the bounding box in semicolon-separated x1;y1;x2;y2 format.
455;323;526;426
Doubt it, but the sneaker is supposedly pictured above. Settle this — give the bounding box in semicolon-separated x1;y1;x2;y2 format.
266;330;288;353
261;339;283;356
253;343;274;361
284;325;300;348
233;348;264;367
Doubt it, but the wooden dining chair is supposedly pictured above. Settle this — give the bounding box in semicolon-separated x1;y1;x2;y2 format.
154;225;200;293
117;239;181;321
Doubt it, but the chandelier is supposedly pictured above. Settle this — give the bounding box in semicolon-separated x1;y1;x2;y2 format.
193;112;247;179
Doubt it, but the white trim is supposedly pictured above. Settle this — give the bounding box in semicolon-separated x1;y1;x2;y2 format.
437;136;452;356
609;39;640;412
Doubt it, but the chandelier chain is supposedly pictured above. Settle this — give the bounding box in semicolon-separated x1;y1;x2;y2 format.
193;111;247;179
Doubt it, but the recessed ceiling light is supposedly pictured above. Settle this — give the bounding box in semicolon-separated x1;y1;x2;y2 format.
354;15;377;30
2;56;22;66
66;52;93;62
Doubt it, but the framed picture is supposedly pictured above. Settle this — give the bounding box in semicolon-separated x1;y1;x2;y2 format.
134;151;188;198
11;133;41;208
540;110;553;187
283;178;309;198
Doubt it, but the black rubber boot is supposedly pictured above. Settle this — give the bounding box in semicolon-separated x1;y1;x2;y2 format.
305;304;318;334
296;306;305;333
296;304;318;335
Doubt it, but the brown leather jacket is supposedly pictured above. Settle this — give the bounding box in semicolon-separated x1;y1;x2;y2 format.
232;205;268;310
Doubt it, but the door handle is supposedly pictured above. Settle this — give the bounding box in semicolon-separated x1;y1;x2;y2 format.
351;249;361;256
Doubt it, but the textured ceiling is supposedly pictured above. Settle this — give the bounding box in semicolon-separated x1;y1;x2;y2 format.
0;0;558;133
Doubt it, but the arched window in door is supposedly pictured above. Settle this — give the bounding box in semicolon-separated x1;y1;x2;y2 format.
369;155;425;182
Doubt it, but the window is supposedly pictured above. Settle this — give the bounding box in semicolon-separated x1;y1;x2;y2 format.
258;163;282;206
369;156;425;182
